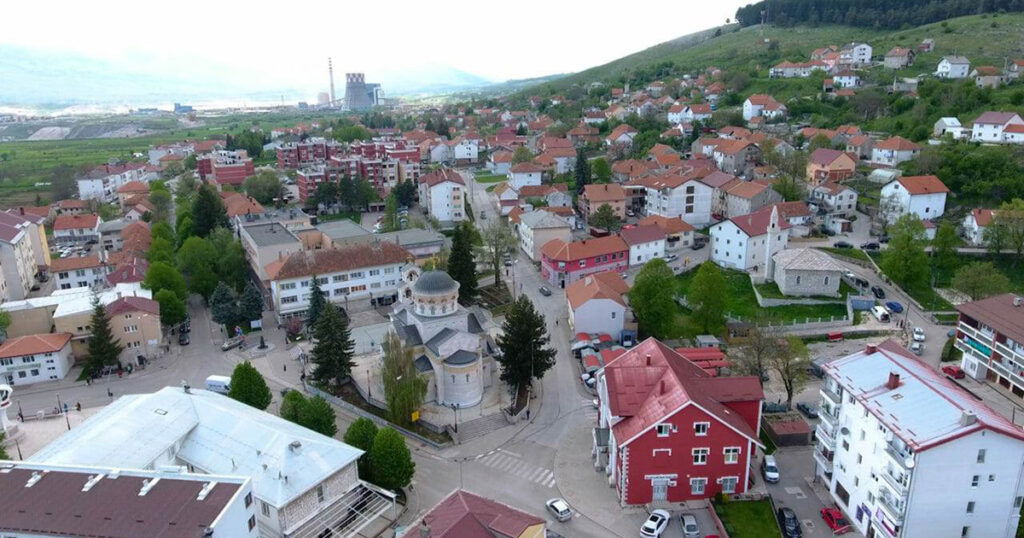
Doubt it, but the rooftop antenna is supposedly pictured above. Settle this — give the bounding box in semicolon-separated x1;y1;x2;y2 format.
328;57;336;106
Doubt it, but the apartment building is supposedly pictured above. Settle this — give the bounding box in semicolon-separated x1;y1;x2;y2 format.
539;235;629;288
52;214;101;245
197;150;255;186
76;162;150;203
50;255;111;290
956;294;1024;401
0;332;74;385
417;168;466;225
0;215;40;301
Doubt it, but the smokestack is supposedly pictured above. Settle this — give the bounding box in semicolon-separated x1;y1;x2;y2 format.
328;58;336;105
886;372;900;390
960;410;977;426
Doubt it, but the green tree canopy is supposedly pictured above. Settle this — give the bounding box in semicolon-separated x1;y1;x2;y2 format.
512;146;533;164
310;303;355;389
688;262;727;333
343;418;378;478
629;259;678;339
574;148;591;193
243;171;283;204
191;184;228;238
209;282;238;329
177;236;220;299
306;276;327;329
447;222;478;303
228;361;272;410
154;289;187;326
147;237;176;265
148;190;172;223
209;227;248;291
480;220;516;290
143;261;188;301
238;282;264;324
381;331;428;427
952;261;1011;301
280;390;308;424
368;427;415;491
932;221;960;275
880;215;929;290
589;203;622;231
495;295;557;392
301;396;338;437
591;157;611;183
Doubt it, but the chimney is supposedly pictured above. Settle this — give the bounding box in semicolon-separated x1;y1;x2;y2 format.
866;344;877;354
886;372;900;390
960;410;978;426
19;207;24;216
646;354;652;366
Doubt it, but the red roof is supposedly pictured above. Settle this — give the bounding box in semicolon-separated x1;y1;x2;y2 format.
809;148;855;167
895;175;949;195
0;333;72;359
106;296;160;316
419;168;465;187
606;124;638;142
115;180;149;194
618;224;665;246
540;235;628;262
874;136;921;151
971;208;997;227
725;205;790;237
52;214;99;230
510;162;544;174
414;489;544;538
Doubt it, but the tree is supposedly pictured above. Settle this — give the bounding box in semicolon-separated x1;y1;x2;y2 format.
952;261;1011;300
591;157;611;183
381;194;399;232
155;289;187;326
574;148;591;193
732;320;785;386
512;146;533;164
772;175;806;202
877;193;903;233
480;220;516;290
985;221;1008;255
310;303;355;389
880;214;929;290
243;171;283;204
352;177;380;211
994;199;1024;263
343;418;378;478
772;337;810;407
393;179;416;207
237;282;264;325
380;331;427;426
447;222;478;303
85;298;124;375
0;432;8;459
313;181;340;208
147;237;176;265
191;184;228;238
143;261;188;301
177;236;220;299
301;396;338;437
495;295;557;392
209;282;238;329
228;361;272;410
280;390;308;424
932;221;959;275
306;276;327;329
209;228;247;291
148;190;172;223
368;427;415;491
688;262;727;333
175;172;197;200
629;259;678;338
589;203;621;231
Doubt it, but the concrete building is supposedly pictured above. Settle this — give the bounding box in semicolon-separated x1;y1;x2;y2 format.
401;489;545;538
885;47;916;69
275;137;343;169
418;168;466;225
934;117;966;139
971;111;1024;144
197;150;255;186
50;255;111;290
871;136;922;167
240;222;304;285
710;205;790;275
955;293;1024;401
2;209;50;271
638;214;695;250
815;341;1024;538
880;175;949;224
539;235;629;288
811;182;859;216
638;173;714;227
742;94;787;122
344;72;381;110
936;55;971;79
566;271;631;337
579;184;627;221
518;210;571;262
76;163;149;203
52;214;100;246
0;215;40;301
0;332;73;385
723;181;782;219
806;148;857;185
619;224;666;267
507;163;544;190
771;248;844;297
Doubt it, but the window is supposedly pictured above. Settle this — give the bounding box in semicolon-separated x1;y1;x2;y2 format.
384;267;395;274
690;478;706;495
966;501;975;514
350;271;364;279
989;474;996;482
653;448;672;457
281;282;297;289
30;369;38;376
962;526;970;537
248;515;256;531
971;475;979;487
281;296;298;304
316;485;324;503
369;269;380;276
300;280;310;288
693;448;708;465
244;492;252;507
332;275;346;283
1014;497;1023;508
724;447;740;464
977;449;986;463
694;422;709;436
721;476;738;494
842;440;850;451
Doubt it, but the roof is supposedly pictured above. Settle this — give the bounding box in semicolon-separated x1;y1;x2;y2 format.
941;55;970;65
566;271;630;309
606;124;638;142
115;180;149;194
825;341;1024;450
719;205;789;237
29;386;363;508
809;148;855;167
893;175;949;195
410;489;544;538
973;65;1001;76
773;248;844;272
970;208;997;227
413;271;458;294
540;235;628;262
745;94;781;106
50;255;105;272
874;136;921;151
973;111;1023;125
270;242;410;281
601;338;763;446
222;192;265;218
817;182;853;196
773;201;812;219
53;214;99;230
0;332;72;359
519;210;569;230
713;139;756;156
106;295;160;316
243;222;301;247
619;224;666;246
582;183;626;203
725;180;768;200
106;258;148;285
420;168;465;187
956;293;1024;344
699;171;738;189
509;162;544;174
638;215;695;235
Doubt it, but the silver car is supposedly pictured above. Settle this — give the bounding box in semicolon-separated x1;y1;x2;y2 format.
681;513;700;538
545;498;572;522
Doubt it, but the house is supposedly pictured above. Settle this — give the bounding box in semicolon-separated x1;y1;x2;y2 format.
534;147;577;175
401;489;544;538
486;150;513;175
1008;59;1024;80
27;386;394;538
880;175;949;224
934;117;966;139
637;174;714;227
583;110;606;125
839;42;872;66
418;168;466;225
962;208;997;246
844;134;874;160
871;136;921;167
105;295;163;362
971;111;1024;144
935;55;971;79
770;60;825;78
811;182;859;216
566;271;631;337
772;201;814;236
51;214;100;245
605;124;638;147
593;338;763;505
620;224;667;267
771;248;844;297
711;140;762;177
832;70;860;88
919;38;935;52
816;340;1024;538
266;242;411;322
507;163;544;189
723;180;781;219
806;148;857;185
0;332;74;385
742;94;787;122
638;214;695;250
683;103;713;123
50;255;110;290
115;180;150;209
0;214;42;301
450;137;479;164
518;210;571;262
884;47;916;69
710;205;790;275
517;184;571;209
972;66;1003;89
567;123;600;146
667;104;687;125
539;235;629;288
76;163;149;203
580;184;627;221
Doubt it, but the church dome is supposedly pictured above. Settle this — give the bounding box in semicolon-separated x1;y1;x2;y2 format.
412;271;459;295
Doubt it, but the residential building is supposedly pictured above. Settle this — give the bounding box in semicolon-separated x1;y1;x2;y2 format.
580;184;627;221
197;150;255;186
518;210;571;262
566;271;631;337
934;117;966;139
884;47;916;69
771;248;843;297
418;168;466;225
637;174;714;227
962;208;997;246
832;70;861;88
710;205;790;275
239;222;304;285
971;112;1024;144
769;60;826;78
638;214;695;250
871;136;921;167
0;332;74;385
266;242;410;322
401;489;544;538
275;137;343;169
517;184;571;209
52;214;100;245
593;338;763;505
682;104;713;123
816;340;1024;538
711;140;761;176
605;124;638;147
955;293;1024;401
845;134;874;160
28;386;395;538
742;94;787;121
76;163;150;203
0;462;255;538
724;181;781;219
507;163;544;189
539;235;629;288
840;42;873;66
620;224;667;267
1;209;50;272
534;147;577;175
880;175;949;223
773;201;814;237
50;255;111;290
806;148;857;185
0;216;39;301
972;66;1003;89
811;182;859;216
936;55;971;79
486;150;513;175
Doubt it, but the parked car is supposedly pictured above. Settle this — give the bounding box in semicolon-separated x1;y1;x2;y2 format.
796;402;819;418
871;286;886;299
910;341;924;355
878;235;891;244
545;498;572;522
762;401;790;413
692;241;706;250
853;277;869;288
539;286;552;296
680;513;700;538
222;336;244;351
885;301;904;314
664;254;678;261
942;365;966;379
913;327;926;342
639;509;671;537
178;332;190;346
833;241;854;249
860;242;880;250
820;507;852;534
761;454;780;483
777;507;802;538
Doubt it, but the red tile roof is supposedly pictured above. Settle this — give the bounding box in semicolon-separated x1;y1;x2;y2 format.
773;201;812;219
895;175;949;195
582;183;626;203
638;215;695;234
414;489;544;538
52;214;99;230
541;235;628;262
419;168;465;187
970;208;997;227
566;271;630;309
510;163;545;174
606;124;638;142
115;180;149;194
0;333;72;359
619;224;666;246
726;205;789;237
974;111;1024;125
874;136;921;151
50;255;105;272
106;295;160;316
809;148;855;167
270;242;411;281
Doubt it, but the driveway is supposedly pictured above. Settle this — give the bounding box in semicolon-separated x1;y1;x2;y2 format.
764;446;841;538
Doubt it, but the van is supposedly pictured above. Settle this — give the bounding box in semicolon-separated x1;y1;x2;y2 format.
205;375;232;394
761;455;780;483
871;305;891;323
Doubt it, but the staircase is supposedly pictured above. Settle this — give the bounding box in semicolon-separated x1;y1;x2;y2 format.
455;412;511;441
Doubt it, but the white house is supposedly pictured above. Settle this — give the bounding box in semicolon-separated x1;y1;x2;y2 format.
619;224;667;267
880;175;949;224
507;163;544;189
934;117;966;139
518;210;571;262
50;255;111;290
742;94;787;121
486;151;513;175
832;70;860;88
710;205;790;276
962;208;997;246
871;136;921;167
0;332;74;385
666;104;686;125
811;182;859;216
451;138;479;163
566;271;630;337
971;111;1024;144
638;174;714;227
52;214;101;245
429;142;452;164
605;124;638;147
418;168;466;224
76;163;150;203
815;340;1024;538
936;55;971;79
682;104;713;123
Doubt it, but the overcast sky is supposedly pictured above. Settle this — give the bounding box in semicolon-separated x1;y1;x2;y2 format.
5;0;751;92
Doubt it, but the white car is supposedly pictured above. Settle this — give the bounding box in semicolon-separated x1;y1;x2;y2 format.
910;341;924;355
545;498;573;522
912;327;926;342
640;509;671;537
681;513;700;538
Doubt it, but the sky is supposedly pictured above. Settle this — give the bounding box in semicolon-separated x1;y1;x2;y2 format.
3;0;751;95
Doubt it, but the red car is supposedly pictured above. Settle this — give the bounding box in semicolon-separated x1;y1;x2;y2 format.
820;508;851;534
942;365;966;379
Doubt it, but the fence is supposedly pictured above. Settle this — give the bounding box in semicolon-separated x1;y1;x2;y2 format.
750;279;846;308
676;296;851;332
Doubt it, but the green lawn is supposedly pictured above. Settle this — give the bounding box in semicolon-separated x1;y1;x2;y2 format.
816;247;871;262
676;268;849;323
715;500;779;538
754;279;856;301
474;174;506;184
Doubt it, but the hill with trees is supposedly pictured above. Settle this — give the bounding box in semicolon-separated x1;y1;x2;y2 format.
735;0;1024;30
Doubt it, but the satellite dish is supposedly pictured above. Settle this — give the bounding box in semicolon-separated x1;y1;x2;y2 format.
905;458;915;469
840;427;850;436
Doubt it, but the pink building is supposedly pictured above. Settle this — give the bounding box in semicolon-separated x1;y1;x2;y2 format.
539;235;629;288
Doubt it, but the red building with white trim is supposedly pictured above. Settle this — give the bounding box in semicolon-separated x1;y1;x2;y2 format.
539;235;629;288
594;338;763;505
276;138;342;169
197;150;254;186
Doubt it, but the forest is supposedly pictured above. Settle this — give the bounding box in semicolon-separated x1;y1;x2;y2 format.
735;0;1024;29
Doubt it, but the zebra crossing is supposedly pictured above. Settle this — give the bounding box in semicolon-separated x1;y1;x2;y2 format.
473;449;557;488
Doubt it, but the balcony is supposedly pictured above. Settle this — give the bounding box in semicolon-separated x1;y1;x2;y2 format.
818;407;839;430
884;441;914;469
996;340;1024;363
958;322;994;345
820;385;842;406
880;468;909;496
813;446;835;473
877;493;906;524
816;424;836;450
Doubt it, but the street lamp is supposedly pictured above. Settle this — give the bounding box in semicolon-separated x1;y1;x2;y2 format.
450;402;460;432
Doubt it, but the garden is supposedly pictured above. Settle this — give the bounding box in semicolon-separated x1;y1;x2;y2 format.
675;268;850;323
713;499;779;538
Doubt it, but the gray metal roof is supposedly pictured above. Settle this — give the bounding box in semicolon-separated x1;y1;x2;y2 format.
444;349;479;365
413;271;458;294
316;219;372;242
243;222;301;247
425;327;456;355
413;355;434;372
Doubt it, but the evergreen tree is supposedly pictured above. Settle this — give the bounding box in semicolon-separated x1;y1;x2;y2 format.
689;262;727;333
574;148;591;193
280;390;308;424
306;276;327;329
228;361;272;410
495;295;557;392
343;418;378;478
209;282;238;329
447;222;478;303
85;298;124;375
238;282;264;325
300;396;338;437
629;259;678;339
191;184;228;238
369;427;416;491
310;304;355;389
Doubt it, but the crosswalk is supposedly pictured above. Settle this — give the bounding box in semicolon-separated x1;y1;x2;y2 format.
474;449;557;488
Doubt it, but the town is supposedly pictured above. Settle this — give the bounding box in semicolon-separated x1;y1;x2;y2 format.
3;3;1024;538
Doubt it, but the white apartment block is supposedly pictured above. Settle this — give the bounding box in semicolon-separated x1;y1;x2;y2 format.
418;168;466;224
76;164;150;203
0;223;38;301
816;341;1024;538
0;332;74;385
642;177;714;227
51;255;111;290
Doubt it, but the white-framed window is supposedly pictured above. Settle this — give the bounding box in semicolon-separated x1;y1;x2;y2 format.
280;282;297;290
720;476;739;493
261;501;270;516
724;446;740;464
656;424;672;437
652;448;672;457
966;501;975;514
281;296;298;304
692;448;709;465
694;422;709;436
690;477;706;495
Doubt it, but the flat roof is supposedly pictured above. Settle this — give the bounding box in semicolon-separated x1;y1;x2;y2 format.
242;221;301;247
317;219;373;242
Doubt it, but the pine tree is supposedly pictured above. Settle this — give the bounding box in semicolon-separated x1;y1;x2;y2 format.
191;184;228;238
85;298;124;375
343;418;378;478
238;282;264;325
447;223;478;303
574;148;591;193
228;361;272;410
300;396;338;437
209;282;238;330
306;276;327;329
310;303;355;389
369;427;415;491
495;295;557;392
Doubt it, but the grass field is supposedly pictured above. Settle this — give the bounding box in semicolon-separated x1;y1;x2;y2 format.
754;279;856;300
714;500;779;538
474;174;506;184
